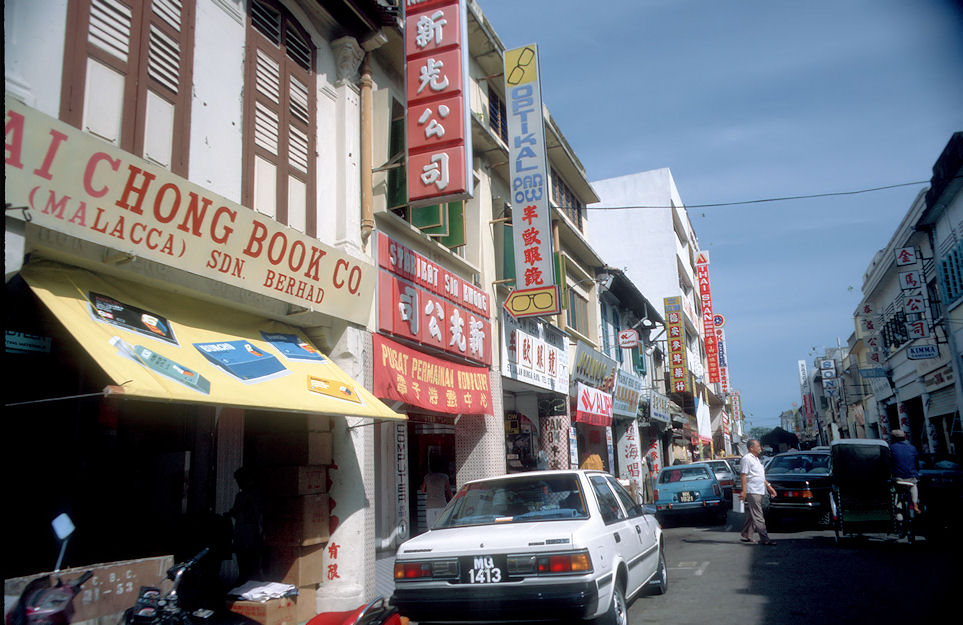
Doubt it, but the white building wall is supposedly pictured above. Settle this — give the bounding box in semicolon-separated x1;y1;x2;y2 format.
3;0;68;114
588;168;682;307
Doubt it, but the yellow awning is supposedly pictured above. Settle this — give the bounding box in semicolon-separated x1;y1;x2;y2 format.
21;262;404;421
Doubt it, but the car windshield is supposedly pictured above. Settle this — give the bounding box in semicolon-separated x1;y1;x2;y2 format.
659;466;711;483
767;454;830;475
436;474;588;527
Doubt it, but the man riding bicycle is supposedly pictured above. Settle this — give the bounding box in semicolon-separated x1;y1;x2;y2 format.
889;429;921;514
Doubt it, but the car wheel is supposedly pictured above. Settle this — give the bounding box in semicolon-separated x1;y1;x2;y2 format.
595;583;628;625
649;544;668;595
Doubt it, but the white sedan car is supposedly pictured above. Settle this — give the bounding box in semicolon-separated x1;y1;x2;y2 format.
390;470;667;624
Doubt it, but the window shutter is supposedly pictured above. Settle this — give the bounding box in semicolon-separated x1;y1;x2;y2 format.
88;0;133;63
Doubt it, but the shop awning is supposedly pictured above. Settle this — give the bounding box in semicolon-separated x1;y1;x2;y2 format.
20;262;404;420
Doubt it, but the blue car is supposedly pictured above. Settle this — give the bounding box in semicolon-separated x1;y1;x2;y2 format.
653;463;727;525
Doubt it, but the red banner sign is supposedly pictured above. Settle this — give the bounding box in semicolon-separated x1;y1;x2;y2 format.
377;234;491;365
697;261;720;383
574;382;613;427
404;0;472;207
373;333;492;415
378;233;489;317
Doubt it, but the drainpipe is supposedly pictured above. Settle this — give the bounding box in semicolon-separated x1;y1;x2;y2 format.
360;53;375;251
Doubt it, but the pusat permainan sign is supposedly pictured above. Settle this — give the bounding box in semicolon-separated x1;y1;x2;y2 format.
403;0;473;207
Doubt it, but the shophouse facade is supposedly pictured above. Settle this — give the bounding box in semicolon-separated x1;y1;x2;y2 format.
589;168;731;463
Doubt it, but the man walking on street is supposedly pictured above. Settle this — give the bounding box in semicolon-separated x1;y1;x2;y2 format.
740;439;777;545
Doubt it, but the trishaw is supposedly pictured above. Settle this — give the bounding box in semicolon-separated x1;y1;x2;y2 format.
828;439;916;543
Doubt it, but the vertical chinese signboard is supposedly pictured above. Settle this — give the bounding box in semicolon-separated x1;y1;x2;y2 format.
404;0;473;207
664;297;688;393
695;252;720;383
503;44;557;314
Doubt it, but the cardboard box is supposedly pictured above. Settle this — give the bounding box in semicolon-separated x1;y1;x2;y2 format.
263;466;326;496
257;432;332;466
264;494;330;546
295;585;318;623
227;597;297;625
269;544;325;586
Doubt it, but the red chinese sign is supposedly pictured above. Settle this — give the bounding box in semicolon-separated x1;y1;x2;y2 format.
377;233;491;365
574;382;613;427
373;333;492;415
664;296;688;393
404;0;472;207
696;257;720;383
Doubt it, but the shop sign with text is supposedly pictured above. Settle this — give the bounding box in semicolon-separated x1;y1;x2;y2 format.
649;390;671;423
696;254;720;383
4;100;375;325
504;44;555;291
373;333;492;415
377;233;490;365
664;297;688;392
404;0;473;206
500;310;568;391
574;382;613;427
613;368;643;418
570;340;618;396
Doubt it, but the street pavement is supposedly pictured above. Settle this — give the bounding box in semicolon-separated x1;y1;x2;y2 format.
629;508;961;624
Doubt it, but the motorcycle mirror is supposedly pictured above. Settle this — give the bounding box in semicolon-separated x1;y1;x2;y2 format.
52;514;75;540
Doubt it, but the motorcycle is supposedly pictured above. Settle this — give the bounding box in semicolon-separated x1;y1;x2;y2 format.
6;515;92;625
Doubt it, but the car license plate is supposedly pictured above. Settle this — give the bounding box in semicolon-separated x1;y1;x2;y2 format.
679;491;694;503
462;555;505;584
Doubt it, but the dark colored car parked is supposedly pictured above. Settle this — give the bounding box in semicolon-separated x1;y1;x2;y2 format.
764;450;833;527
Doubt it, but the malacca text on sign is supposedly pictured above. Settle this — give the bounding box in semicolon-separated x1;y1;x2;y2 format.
4;100;374;325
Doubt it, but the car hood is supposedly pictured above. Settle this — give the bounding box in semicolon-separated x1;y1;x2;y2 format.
395;520;583;558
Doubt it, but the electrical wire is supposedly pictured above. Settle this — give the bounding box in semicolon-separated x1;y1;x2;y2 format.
585;179;932;211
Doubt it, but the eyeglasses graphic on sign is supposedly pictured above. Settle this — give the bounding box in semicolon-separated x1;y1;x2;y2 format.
506;46;536;86
506;290;555;315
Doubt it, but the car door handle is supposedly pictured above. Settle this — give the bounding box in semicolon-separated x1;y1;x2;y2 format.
613;531;621;543
635;525;642;534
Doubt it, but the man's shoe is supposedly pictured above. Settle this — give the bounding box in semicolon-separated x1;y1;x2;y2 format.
760;540;776;545
740;537;753;543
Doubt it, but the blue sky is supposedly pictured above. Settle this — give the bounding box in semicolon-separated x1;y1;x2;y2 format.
478;0;963;429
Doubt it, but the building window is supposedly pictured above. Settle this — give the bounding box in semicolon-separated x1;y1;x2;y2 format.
939;239;963;305
613;307;624;364
60;0;195;176
567;288;589;336
551;169;583;231
488;86;508;143
243;0;317;235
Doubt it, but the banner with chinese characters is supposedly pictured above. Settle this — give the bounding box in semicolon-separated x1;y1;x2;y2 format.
373;333;492;415
664;297;688;393
616;419;643;501
377;233;491;365
504;44;555;291
500;310;569;392
695;253;720;383
404;0;473;207
716;327;730;394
